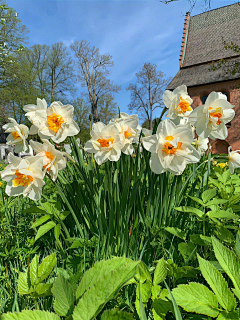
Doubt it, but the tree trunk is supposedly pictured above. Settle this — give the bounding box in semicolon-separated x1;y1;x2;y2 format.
92;103;98;123
150;108;153;131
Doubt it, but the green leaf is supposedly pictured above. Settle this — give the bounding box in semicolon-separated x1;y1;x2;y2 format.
152;284;161;300
165;227;186;240
212;236;240;299
36;253;57;284
136;261;152;283
174;266;199;281
52;275;75;317
54;224;61;241
0;310;60;320
217;311;239;319
18;272;30;295
153;298;174;318
205;199;228;207
23;206;47;214
154;258;167;285
164;281;183;320
101;309;134;320
188;196;204;206
31;215;50;228
59;211;70;220
197;254;236;311
190;234;211;246
35;221;56;241
73;260;140;320
34;283;52;296
174;206;204;218
214;226;234;245
136;280;152;317
138;280;148;320
178;242;196;262
76;257;132;301
172;282;219;317
222;170;231;185
202;189;217;203
207;210;239;220
235;231;240;259
29;255;39;286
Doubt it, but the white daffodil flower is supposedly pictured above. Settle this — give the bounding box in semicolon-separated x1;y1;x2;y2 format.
24;100;80;143
142;119;200;175
84;123;123;165
163;85;193;121
23;98;48;135
113;113;139;155
193;136;209;155
0;153;45;200
30;140;67;181
189;92;235;140
228;147;240;174
3;118;29;153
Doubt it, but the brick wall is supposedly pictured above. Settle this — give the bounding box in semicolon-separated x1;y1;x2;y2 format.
188;79;240;153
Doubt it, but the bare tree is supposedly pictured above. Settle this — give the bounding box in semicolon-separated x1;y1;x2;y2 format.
70;40;120;122
127;62;171;130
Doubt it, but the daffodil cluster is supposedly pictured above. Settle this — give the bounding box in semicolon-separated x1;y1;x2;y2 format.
1;99;80;200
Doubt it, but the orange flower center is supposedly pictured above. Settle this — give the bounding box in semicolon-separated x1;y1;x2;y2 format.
11;131;20;140
162;136;182;155
43;151;54;170
47;114;64;133
97;138;114;148
177;97;192;113
12;170;33;187
124;131;133;138
209;107;222;125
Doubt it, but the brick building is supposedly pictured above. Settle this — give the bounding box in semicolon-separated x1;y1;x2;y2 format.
167;3;240;153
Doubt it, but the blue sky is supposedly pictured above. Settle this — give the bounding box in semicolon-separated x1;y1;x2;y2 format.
7;0;238;122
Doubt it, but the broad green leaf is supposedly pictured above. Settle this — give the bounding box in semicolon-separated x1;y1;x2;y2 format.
138;281;148;320
0;310;60;320
217;311;239;319
190;234;211;246
23;206;46;214
207;211;239;220
59;211;70;220
101;309;134;320
165;227;186;240
172;283;219;317
73;260;140;320
30;255;39;286
36;253;57;284
205;199;228;207
35;221;56;241
202;189;217;203
136;261;152;283
188;196;204;206
212;237;240;299
18;272;29;295
54;224;61;241
31;215;50;228
136;280;152;317
76;257;132;301
197;254;236;311
215;226;234;245
174;206;203;218
174;266;199;281
152;284;161;300
153;298;174;318
34;283;52;296
154;258;167;285
222;170;231;185
178;242;196;262
52;275;75;317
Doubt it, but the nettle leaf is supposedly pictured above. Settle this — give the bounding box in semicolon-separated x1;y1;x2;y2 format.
202;189;217;203
164;227;186;240
207;210;239;220
30;255;39;286
153;298;174;318
212;237;240;299
101;309;134;320
76;257;133;301
151;284;161;300
31;215;51;228
72;260;140;320
35;221;56;241
1;310;60;320
18;272;30;295
190;234;212;246
235;232;240;259
36;253;57;284
188;196;204;206
178;242;196;262
197;254;236;311
136;261;152;283
217;311;239;319
205;199;228;207
35;283;52;296
154;258;167;285
174;266;199;281
172;282;219;317
52;274;75;316
174;206;204;219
